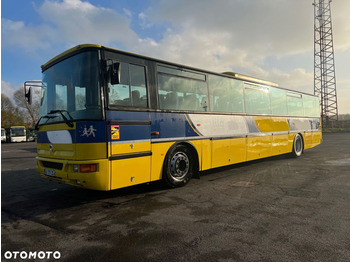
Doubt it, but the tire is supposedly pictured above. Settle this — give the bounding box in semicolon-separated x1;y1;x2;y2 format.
291;133;304;158
163;144;194;188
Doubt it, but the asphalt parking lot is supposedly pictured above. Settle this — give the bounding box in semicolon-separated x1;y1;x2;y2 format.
2;133;350;261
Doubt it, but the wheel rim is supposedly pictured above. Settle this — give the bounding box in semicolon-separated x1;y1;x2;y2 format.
295;135;303;155
170;152;190;181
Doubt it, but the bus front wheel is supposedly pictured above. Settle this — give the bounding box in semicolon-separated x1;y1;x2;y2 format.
163;145;194;188
291;133;304;158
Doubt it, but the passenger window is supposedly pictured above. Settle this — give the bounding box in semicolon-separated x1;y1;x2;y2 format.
108;63;148;108
157;66;208;111
244;84;271;114
303;95;319;117
209;75;244;113
130;64;147;107
270;87;287;115
287;92;303;116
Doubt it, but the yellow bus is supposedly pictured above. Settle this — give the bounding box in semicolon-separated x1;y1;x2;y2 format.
30;44;321;190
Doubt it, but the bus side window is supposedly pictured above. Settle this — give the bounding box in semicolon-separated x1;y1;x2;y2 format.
130;64;148;108
108;63;148;108
109;62;131;106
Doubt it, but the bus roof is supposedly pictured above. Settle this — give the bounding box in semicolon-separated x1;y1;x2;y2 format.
41;44;102;70
41;44;315;97
222;72;279;87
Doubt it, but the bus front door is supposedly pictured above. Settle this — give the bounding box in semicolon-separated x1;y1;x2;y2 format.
109;119;152;190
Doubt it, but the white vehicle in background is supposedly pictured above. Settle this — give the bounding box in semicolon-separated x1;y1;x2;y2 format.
9;126;27;142
1;128;6;142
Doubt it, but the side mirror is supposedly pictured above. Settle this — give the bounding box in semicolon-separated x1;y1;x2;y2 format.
110;62;121;85
24;81;41;105
25;87;32;104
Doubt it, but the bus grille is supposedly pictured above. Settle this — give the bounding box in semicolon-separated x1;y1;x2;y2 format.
42;161;63;170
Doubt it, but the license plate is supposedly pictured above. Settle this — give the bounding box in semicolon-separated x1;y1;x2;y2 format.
44;169;56;177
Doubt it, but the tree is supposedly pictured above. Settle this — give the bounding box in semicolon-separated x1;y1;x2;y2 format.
1;93;25;128
13;88;40;127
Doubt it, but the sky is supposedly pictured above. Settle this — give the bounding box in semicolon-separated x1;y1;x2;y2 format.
2;0;350;114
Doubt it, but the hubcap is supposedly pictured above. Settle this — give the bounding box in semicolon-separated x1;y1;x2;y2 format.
170;152;189;181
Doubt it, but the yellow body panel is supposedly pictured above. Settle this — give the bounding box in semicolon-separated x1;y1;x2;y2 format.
38;143;107;160
200;139;212;171
151;142;175;181
39;123;76;131
247;135;273;161
254;117;289;132
212;139;231;168
109;141;152;189
303;132;313;150
37;157;110;191
110;141;151;155
37;143;75;159
212;138;246;168
230;138;247;164
312;131;322;148
76;143;107;160
288;133;296;149
272;134;290;155
189;140;203;169
110;156;151;190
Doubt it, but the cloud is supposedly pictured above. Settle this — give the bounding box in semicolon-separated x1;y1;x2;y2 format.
2;0;349;113
144;0;315;56
36;0;138;47
1;81;21;101
4;0;349;58
332;1;350;51
2;18;53;51
2;0;139;53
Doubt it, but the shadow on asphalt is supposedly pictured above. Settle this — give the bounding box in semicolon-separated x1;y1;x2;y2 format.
2;152;295;224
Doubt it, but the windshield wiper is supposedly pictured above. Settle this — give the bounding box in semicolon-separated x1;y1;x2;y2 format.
48;110;74;128
34;115;58;130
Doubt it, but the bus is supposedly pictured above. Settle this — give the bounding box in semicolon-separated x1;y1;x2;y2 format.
30;44;321;191
8;126;27;142
1;128;6;142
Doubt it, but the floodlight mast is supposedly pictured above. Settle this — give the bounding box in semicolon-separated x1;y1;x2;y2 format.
313;0;338;127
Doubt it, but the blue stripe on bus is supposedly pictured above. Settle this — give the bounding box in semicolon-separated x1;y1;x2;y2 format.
76;121;106;143
106;110;201;141
150;112;200;139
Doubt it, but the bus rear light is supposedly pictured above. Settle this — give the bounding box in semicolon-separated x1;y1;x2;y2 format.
80;164;97;173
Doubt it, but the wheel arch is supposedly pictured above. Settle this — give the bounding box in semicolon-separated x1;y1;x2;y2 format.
165;141;200;177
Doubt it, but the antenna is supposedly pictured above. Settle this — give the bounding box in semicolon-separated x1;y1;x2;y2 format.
313;0;338;127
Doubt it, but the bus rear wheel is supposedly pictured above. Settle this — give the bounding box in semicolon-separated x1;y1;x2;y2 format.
291;133;304;158
163;145;193;188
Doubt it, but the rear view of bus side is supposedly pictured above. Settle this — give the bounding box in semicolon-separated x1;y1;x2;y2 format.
33;45;321;191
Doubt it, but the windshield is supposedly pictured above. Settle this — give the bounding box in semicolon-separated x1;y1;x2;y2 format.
11;128;25;137
39;51;102;125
